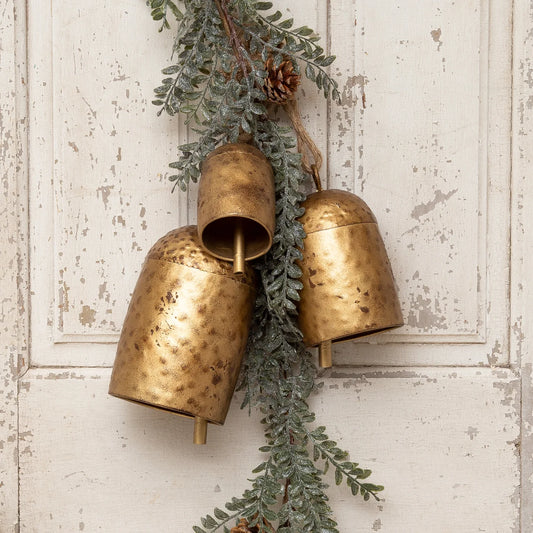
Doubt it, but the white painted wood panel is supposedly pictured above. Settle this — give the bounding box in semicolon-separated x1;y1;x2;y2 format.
29;1;186;366
512;0;533;527
29;0;328;368
331;0;484;340
329;0;511;367
18;368;520;532
1;0;528;531
29;0;512;368
0;0;27;529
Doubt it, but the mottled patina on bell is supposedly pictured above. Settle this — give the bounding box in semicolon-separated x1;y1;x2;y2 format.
108;226;256;444
198;143;275;274
297;189;403;368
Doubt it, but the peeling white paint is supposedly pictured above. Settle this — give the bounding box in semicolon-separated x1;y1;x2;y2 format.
1;0;528;532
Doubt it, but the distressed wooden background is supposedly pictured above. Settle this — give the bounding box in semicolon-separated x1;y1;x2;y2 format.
1;0;532;531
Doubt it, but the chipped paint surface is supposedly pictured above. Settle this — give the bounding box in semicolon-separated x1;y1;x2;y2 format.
27;0;510;369
328;0;511;367
1;0;27;529
2;0;529;532
35;2;186;349
17;368;521;532
512;1;533;528
26;0;324;370
331;0;487;342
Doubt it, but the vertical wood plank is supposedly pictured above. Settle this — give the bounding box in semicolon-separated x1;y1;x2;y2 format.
0;0;27;529
328;0;513;368
513;0;533;528
329;0;487;339
288;0;328;188
28;2;187;366
51;1;183;339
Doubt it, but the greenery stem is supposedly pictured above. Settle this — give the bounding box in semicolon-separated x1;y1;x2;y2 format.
306;428;382;501
213;0;250;77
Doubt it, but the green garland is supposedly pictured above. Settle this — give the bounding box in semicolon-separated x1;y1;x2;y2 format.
146;1;384;531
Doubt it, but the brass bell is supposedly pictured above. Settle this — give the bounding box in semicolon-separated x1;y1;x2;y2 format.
108;225;256;444
198;143;275;274
297;189;403;368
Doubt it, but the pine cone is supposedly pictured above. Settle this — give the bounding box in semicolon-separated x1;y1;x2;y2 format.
231;518;254;533
263;56;301;104
230;517;273;533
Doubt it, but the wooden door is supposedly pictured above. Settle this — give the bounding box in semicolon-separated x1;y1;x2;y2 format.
1;0;532;531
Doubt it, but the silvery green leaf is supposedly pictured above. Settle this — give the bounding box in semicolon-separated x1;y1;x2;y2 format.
161;64;179;75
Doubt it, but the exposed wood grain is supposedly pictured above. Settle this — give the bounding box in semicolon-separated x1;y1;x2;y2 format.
512;1;533;528
330;0;486;340
18;368;520;532
0;0;27;529
28;1;514;368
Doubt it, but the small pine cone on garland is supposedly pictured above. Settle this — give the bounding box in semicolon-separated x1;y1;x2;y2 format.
262;56;301;104
230;517;273;533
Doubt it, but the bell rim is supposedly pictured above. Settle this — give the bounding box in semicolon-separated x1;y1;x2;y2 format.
108;390;224;426
304;322;404;347
199;214;273;262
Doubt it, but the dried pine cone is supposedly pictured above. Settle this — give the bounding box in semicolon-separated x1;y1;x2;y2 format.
230;517;273;533
231;518;254;533
262;56;301;104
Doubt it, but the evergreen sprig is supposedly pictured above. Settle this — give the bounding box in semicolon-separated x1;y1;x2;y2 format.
147;0;184;32
147;1;384;531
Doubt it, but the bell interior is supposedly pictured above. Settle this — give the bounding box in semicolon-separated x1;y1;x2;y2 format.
202;216;270;261
108;391;223;426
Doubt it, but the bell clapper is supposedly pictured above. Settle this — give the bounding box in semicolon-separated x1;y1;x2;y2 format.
233;220;245;275
193;416;208;445
319;341;332;368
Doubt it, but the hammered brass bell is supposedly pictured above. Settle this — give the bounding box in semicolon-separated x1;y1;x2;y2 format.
297;189;403;368
108;225;256;444
198;143;275;274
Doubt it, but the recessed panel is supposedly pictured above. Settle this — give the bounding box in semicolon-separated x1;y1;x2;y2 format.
330;0;485;340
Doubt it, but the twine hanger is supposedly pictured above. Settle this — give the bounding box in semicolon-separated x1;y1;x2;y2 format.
283;98;323;192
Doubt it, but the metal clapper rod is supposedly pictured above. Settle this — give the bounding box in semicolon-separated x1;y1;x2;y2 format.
193;416;207;445
233;220;245;274
319;341;332;368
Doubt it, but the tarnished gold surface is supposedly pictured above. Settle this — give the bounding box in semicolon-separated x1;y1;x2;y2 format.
193;417;207;445
146;225;256;285
297;189;403;355
319;341;332;368
109;226;256;440
198;143;275;263
298;189;377;232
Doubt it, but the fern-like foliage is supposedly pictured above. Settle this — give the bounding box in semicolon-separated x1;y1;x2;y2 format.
146;1;384;531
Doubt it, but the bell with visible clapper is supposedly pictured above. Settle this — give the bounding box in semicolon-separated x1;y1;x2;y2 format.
197;143;275;274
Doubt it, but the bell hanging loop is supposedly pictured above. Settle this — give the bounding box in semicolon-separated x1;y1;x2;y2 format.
310;164;323;192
